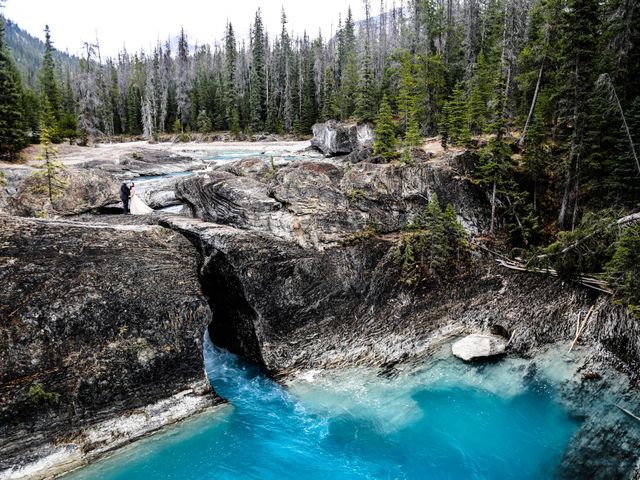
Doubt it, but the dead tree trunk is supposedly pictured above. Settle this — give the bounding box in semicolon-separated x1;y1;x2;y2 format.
519;57;545;146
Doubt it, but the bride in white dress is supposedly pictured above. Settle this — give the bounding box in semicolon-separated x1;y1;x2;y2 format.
129;183;154;215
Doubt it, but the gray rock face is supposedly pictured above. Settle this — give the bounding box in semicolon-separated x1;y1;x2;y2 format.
311;120;373;156
0;216;216;472
160;214;640;479
176;153;490;248
451;333;507;361
1;167;119;217
78;149;206;178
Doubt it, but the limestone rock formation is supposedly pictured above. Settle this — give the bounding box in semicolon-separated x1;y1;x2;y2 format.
451;333;507;361
176;152;490;248
311;120;373;156
0;216;216;474
1;167;119;216
78;149;206;178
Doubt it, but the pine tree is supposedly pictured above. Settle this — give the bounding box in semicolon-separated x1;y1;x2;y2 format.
446;82;471;146
196;109;212;133
466;52;494;134
224;23;240;133
557;0;600;229
373;95;397;159
249;9;266;131
0;17;27;159
176;28;191;131
339;51;358;120
31;123;67;204
405;107;422;146
355;42;377;122
397;53;416;133
38;25;62;134
320;67;338;120
58;65;77;142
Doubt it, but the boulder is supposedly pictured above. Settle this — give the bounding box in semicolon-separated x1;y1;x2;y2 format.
0;216;216;473
77;149;206;178
451;333;507;361
2;167;119;216
311;120;373;156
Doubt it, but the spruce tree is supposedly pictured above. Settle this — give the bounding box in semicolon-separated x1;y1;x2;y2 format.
32;123;66;204
0;17;27;159
320;67;338;121
447;82;471;146
38;25;62;131
176;28;191;131
373;95;397;159
355;42;377;122
224;23;240;133
557;0;600;229
249;9;266;131
196;109;212;133
339;51;358;120
397;54;416;133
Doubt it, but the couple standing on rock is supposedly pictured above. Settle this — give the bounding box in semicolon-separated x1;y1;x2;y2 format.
120;182;153;215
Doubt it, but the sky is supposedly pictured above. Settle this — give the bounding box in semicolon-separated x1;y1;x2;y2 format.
2;0;367;57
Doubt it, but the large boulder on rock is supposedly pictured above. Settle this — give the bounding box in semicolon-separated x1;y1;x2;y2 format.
0;216;215;473
451;333;507;361
1;167;119;216
311;120;373;156
78;149;206;178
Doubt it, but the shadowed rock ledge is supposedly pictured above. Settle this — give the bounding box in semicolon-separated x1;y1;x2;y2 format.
0;216;218;478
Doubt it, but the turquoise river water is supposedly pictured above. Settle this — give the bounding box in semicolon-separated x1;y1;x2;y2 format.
65;335;581;480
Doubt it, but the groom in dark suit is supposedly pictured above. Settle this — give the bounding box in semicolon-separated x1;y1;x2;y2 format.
120;182;131;214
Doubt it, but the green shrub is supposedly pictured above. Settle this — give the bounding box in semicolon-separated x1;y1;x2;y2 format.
28;384;61;406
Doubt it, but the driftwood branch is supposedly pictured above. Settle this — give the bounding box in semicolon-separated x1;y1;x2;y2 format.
615;404;640;423
569;304;596;352
495;258;613;294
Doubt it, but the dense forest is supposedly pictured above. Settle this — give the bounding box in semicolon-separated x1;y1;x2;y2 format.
0;1;638;309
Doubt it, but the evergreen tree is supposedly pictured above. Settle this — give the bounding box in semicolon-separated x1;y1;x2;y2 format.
0;17;27;159
466;52;494;134
38;25;62;131
397;53;416;133
31;123;66;204
355;42;377;122
320;67;338;120
339;51;358;119
196;109;212;133
224;23;240;133
249;9;266;131
556;0;600;229
445;82;471;146
373;95;397;159
176;28;191;131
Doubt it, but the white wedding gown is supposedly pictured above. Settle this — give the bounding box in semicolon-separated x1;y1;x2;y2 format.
129;187;154;215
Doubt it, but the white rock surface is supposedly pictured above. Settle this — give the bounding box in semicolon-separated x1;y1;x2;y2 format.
451;333;507;361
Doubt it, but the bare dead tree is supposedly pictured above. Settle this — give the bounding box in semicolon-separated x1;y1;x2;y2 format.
596;72;640;175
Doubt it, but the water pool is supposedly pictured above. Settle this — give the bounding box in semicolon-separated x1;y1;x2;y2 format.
64;336;580;479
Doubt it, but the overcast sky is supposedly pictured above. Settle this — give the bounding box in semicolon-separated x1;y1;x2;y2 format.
2;0;367;57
